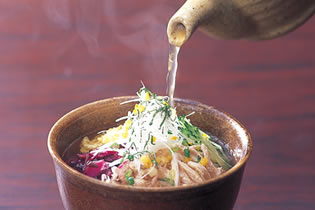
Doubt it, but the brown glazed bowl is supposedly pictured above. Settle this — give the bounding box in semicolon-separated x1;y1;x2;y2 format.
48;96;252;210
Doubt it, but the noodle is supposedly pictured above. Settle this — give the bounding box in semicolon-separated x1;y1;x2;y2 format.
67;86;234;187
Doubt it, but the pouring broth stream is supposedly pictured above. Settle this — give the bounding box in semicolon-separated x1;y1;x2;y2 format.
166;44;180;107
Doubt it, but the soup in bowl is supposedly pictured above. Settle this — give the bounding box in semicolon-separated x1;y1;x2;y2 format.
48;94;252;210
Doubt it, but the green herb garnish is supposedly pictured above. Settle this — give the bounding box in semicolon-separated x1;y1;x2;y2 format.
178;116;232;170
127;177;135;185
184;148;190;158
124;169;135;185
127;154;134;161
182;138;189;146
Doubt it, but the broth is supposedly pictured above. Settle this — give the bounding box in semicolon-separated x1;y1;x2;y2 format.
166;44;180;107
63;126;235;186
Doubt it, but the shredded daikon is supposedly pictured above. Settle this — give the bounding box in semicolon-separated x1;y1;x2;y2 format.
76;85;233;187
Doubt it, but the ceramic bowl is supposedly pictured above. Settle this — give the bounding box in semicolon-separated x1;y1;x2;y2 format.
48;96;252;210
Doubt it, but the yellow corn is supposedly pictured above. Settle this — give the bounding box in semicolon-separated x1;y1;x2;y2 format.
170;136;178;140
122;119;132;139
152;136;156;143
184;156;192;163
137;104;145;112
200;157;208;167
145;92;150;101
202;133;208;139
133;104;145;115
124;119;132;129
132;104;138;115
140;155;152;168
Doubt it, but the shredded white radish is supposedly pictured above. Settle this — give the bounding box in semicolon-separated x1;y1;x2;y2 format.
79;86;231;187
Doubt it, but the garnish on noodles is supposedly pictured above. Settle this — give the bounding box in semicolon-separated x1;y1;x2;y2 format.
67;86;234;187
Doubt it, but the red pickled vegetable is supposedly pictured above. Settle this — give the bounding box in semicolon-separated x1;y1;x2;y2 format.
68;150;121;179
84;160;109;178
96;151;121;162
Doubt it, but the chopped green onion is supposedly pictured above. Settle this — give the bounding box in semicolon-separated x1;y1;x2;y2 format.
127;177;134;185
124;169;135;185
182;139;189;146
184;148;190;158
127;154;134;161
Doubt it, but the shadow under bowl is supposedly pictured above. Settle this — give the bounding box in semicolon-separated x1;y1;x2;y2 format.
48;96;253;210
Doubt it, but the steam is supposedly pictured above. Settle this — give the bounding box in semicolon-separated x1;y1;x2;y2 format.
44;0;72;30
103;0;172;76
103;0;170;54
43;0;174;75
75;0;102;56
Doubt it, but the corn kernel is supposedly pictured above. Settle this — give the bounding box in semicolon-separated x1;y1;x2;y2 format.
200;157;208;167
122;120;131;139
133;104;139;114
140;155;152;168
137;104;145;112
124;120;132;130
202;133;208;139
145;92;150;101
133;104;145;115
162;101;168;106
152;136;156;143
184;156;192;163
171;136;178;140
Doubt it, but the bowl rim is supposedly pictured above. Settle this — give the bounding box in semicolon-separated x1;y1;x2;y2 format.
47;96;253;193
